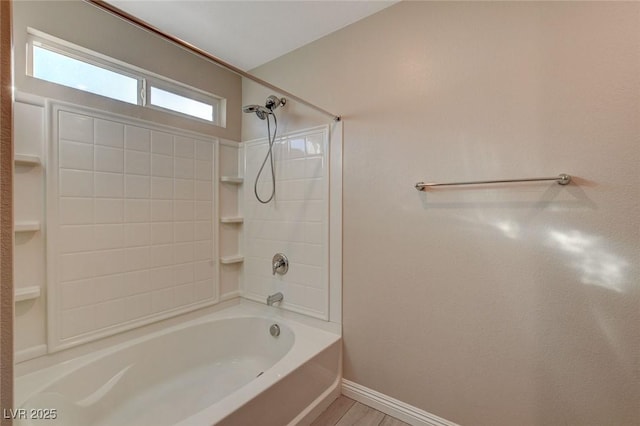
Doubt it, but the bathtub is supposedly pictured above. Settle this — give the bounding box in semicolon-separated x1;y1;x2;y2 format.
14;301;341;425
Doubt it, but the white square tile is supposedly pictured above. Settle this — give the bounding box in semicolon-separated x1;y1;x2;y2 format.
124;223;150;247
60;198;93;225
60;140;94;170
305;157;324;178
174;136;194;158
195;181;212;201
305;133;324;155
93;274;126;302
194;221;212;241
193;240;212;261
305;201;324;222
194;260;213;281
61;306;96;338
123;270;151;296
95;146;124;174
95;172;124;198
195;160;212;181
174;179;194;200
151;154;173;178
194;279;214;300
174;263;194;285
95;119;124;148
304;222;323;244
151;131;173;155
150;177;173;200
60;170;93;197
125;150;150;175
92;249;126;276
194;202;212;221
124;293;152;321
151;223;173;245
174;157;195;179
95;299;126;329
61;279;96;309
149;267;174;290
174;222;194;242
94;224;124;250
125;199;150;223
125;175;150;198
60;252;95;282
151;288;174;313
195;140;213;160
174;201;194;221
124;246;150;272
59;111;93;144
151;200;173;222
150;244;173;268
289;138;306;158
95;199;124;224
174;283;195;307
173;242;194;264
59;225;94;253
125;125;150;152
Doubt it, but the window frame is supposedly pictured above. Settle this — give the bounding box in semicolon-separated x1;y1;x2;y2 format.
26;30;224;126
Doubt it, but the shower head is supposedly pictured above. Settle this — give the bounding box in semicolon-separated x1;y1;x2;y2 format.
242;104;270;120
265;95;286;111
242;95;287;120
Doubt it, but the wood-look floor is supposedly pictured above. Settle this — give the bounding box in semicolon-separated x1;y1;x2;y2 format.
311;396;411;426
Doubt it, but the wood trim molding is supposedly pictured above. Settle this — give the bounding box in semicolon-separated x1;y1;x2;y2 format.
0;0;14;421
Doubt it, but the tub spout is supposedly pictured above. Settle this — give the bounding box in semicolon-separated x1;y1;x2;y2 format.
267;292;283;306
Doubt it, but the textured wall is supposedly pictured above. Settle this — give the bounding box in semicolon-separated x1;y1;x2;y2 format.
250;2;640;425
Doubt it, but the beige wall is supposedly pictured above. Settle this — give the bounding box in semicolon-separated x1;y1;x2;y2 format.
13;0;242;140
251;2;640;425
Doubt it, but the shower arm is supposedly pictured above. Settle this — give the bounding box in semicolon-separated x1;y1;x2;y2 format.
85;0;341;122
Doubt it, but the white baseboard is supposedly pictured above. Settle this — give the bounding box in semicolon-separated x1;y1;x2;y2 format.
341;380;460;426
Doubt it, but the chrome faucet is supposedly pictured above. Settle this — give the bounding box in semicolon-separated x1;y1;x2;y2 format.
272;253;288;275
267;292;283;306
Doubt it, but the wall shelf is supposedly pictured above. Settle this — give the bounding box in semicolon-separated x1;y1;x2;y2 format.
220;255;244;264
15;221;41;233
14;154;41;166
220;176;244;184
15;286;41;302
220;216;244;224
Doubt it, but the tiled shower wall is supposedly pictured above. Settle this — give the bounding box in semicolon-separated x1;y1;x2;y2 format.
243;127;329;319
50;105;217;350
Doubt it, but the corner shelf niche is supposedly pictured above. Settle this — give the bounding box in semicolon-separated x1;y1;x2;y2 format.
15;221;41;233
220;255;244;265
14;154;41;166
15;286;41;302
220;176;244;184
220;216;244;224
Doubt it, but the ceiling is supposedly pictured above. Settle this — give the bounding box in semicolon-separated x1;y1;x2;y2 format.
107;1;397;71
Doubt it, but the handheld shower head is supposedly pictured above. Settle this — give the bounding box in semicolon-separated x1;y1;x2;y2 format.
242;104;270;120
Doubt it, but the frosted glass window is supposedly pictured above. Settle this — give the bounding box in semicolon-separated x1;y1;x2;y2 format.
149;86;215;122
33;45;138;105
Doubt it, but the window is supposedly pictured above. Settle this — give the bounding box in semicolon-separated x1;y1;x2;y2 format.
27;32;224;125
32;45;140;105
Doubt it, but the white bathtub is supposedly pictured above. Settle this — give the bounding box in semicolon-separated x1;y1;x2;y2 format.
15;301;341;425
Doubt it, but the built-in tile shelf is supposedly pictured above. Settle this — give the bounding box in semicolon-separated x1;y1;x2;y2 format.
220;216;244;224
220;176;244;184
220;255;244;264
14;154;42;166
15;286;41;302
14;221;41;233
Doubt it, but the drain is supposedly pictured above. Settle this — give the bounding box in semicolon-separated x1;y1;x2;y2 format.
256;371;264;378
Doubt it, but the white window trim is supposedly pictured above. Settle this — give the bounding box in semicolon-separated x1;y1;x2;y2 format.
26;28;225;127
